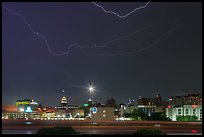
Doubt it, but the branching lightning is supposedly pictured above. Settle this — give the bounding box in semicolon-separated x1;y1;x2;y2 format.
2;2;175;57
92;2;150;18
2;4;69;56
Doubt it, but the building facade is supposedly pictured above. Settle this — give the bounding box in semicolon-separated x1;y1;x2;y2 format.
61;90;68;107
91;107;115;121
166;105;202;121
138;96;154;105
168;93;202;106
137;105;157;116
16;99;38;112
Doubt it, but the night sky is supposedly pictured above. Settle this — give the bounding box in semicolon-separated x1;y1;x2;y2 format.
2;2;202;107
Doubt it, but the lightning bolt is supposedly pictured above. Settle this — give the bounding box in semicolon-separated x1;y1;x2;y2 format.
81;26;178;56
91;2;150;19
2;2;174;57
2;4;67;56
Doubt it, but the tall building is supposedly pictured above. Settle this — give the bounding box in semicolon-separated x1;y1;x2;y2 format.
154;94;162;107
166;93;202;121
168;93;202;106
184;94;202;105
138;96;154;105
166;105;202;121
137;94;166;113
61;90;68;107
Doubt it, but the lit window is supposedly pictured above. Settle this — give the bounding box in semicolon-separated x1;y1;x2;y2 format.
103;114;105;117
19;108;24;112
103;110;105;113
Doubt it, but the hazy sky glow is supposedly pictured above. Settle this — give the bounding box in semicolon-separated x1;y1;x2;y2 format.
2;2;202;107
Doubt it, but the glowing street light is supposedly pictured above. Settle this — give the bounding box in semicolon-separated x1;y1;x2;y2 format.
88;85;94;93
88;84;95;124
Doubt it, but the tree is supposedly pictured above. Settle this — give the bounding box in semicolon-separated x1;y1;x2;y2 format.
176;116;185;121
150;112;170;121
133;128;166;135
124;113;132;118
131;109;148;120
176;115;198;121
79;105;89;117
191;115;198;121
105;98;117;108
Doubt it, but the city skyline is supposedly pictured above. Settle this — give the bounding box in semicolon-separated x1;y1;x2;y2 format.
2;2;202;107
2;90;202;108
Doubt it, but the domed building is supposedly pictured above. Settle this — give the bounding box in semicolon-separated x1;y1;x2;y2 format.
61;90;68;107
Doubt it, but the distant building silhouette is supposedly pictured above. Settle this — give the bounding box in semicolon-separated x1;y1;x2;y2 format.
61;90;68;107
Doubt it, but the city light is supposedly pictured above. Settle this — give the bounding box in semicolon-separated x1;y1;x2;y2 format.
25;106;32;113
191;130;198;133
88;85;95;93
19;108;24;112
2;2;202;135
88;83;95;124
192;105;198;108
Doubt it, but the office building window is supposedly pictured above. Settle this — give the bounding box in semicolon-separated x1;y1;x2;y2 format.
193;109;196;115
178;109;181;115
185;109;189;115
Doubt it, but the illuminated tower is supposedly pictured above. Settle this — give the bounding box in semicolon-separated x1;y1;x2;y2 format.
61;90;68;107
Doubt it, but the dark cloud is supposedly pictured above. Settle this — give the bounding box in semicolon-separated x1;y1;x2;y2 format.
2;2;202;107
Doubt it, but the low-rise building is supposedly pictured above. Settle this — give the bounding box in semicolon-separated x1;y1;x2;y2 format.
166;105;202;121
137;105;157;116
72;109;84;118
16;99;38;112
126;105;157;115
91;107;114;121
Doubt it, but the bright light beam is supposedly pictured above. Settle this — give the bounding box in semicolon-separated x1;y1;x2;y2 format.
92;2;150;19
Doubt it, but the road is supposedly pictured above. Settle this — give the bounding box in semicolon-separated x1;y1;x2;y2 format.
2;119;202;135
